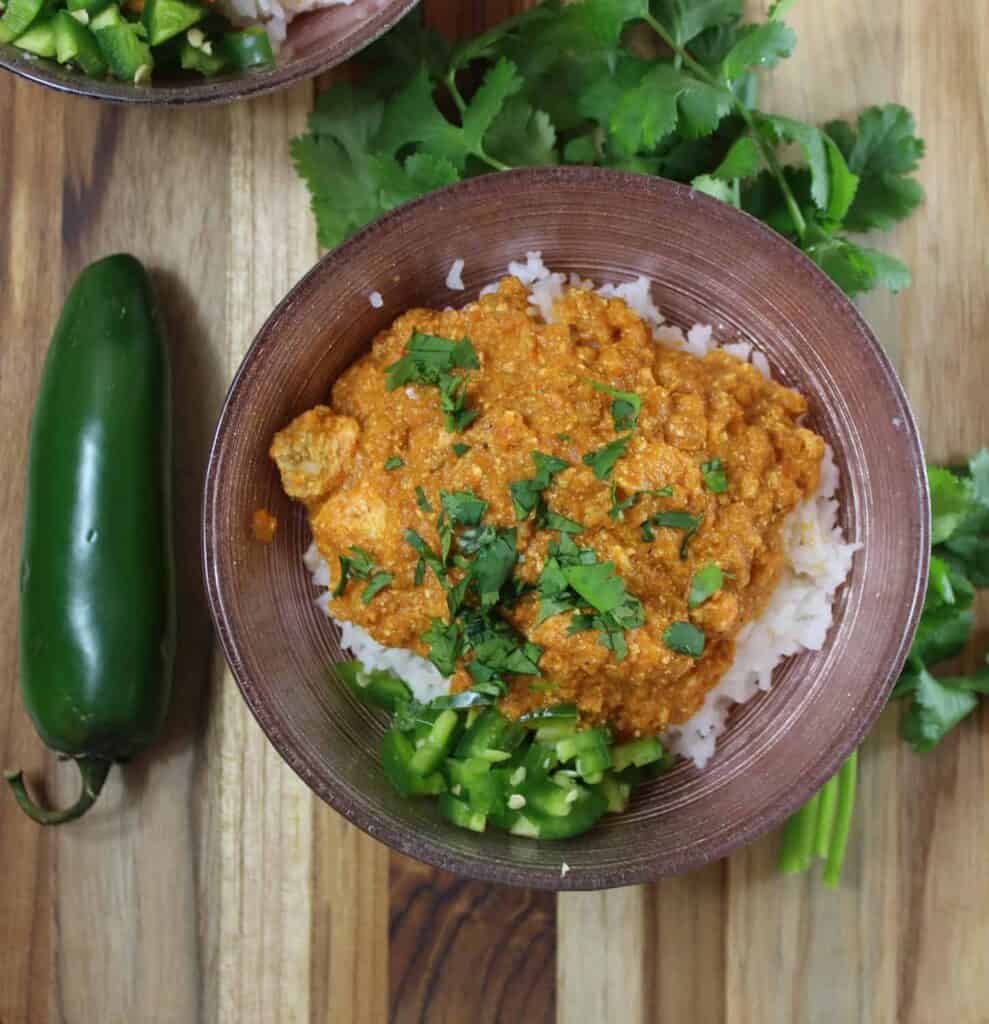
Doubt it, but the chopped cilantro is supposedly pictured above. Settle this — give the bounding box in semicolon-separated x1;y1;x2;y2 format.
663;621;706;657
590;380;642;431
642;510;704;557
404;529;447;585
701;457;728;493
361;572;393;604
440;489;488;526
468;527;518;610
415;486;433;512
384;456;405;471
582;435;632;481
536;534;644;661
556;432;572;443
542;508;584;534
452;442;471;457
413;558;426;586
509;450;570;520
688;563;724;608
332;545;378;598
384;332;480;433
422;618;464;676
385;332;479;388
609;482;675;521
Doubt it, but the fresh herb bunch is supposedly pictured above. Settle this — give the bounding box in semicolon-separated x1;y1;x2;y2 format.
291;0;924;297
781;451;989;884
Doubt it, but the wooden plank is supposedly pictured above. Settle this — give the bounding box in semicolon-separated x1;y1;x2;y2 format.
384;5;557;1022
0;74;63;1024
389;854;555;1024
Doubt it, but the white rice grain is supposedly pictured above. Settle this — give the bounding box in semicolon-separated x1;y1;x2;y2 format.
446;259;466;291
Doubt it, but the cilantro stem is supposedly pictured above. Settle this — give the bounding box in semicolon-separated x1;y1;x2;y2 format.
822;752;857;887
443;67;511;172
642;12;807;240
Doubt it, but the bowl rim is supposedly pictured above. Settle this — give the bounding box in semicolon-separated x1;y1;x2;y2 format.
0;0;418;105
203;166;930;890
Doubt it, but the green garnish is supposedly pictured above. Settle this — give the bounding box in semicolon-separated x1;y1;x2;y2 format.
509;451;570;520
642;510;704;557
590;381;642;432
440;489;488;526
422;618;464;676
582;435;631;481
332;546;393;603
688;563;724;608
415;485;433;512
404;529;447;585
537;533;644;661
452;442;471;457
542;509;584;534
385;332;480;433
701;457;728;493
663;621;706;657
384;456;405;471
609;482;674;521
293;7;923;299
556;432;572;443
361;572;393;604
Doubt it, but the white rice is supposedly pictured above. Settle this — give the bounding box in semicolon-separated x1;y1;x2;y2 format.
305;257;859;769
445;259;466;291
216;0;353;49
368;291;384;309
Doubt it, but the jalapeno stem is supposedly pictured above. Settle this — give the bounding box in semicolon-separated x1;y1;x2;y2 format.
4;756;112;825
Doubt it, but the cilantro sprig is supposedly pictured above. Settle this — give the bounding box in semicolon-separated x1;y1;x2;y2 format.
293;2;923;298
332;545;394;604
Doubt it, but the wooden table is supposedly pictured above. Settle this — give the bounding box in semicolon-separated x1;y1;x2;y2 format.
2;3;987;1021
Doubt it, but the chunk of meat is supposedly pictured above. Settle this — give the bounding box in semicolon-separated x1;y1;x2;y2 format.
270;406;359;504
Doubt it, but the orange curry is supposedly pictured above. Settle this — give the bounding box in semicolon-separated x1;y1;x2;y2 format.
271;277;825;738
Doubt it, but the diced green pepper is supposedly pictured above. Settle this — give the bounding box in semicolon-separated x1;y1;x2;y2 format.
67;0;113;17
556;728;613;780
409;709;459;777
53;11;107;75
336;660;412;714
509;787;607;839
592;773;632;814
610;736;665;773
92;5;153;82
381;729;445;798
222;25;272;69
178;36;228;76
0;0;48;45
13;17;56;55
142;0;204;46
438;792;487;833
455;707;508;759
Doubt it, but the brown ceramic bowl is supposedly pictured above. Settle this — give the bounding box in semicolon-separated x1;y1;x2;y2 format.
0;0;416;104
203;167;929;890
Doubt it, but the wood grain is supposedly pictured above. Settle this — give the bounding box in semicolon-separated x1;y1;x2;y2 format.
2;0;988;1021
559;3;989;1023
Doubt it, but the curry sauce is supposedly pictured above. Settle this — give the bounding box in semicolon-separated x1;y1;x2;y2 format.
271;277;825;738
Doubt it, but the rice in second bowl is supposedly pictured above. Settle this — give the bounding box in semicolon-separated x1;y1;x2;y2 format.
296;254;859;770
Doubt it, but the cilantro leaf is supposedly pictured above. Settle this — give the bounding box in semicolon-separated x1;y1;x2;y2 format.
721;20;795;82
701;457;728;492
688;563;723;607
415;486;433;512
485;95;559;166
643;510;704;557
590;380;642;431
825;104;925;232
385;332;479;389
692;175;738;205
583;435;632;480
663;621;706;657
898;662;985;753
422;618;464;676
384;456;405;471
404;529;447;585
332;545;378;597
452;443;471;458
929;466;975;545
362;572;394;604
468;527;518;609
542;509;585;534
510;451;570;520
440;489;488;527
651;0;742;47
711;134;761;180
807;237;911;298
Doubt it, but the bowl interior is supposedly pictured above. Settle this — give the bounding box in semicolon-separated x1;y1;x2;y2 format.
203;168;928;890
0;0;417;104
